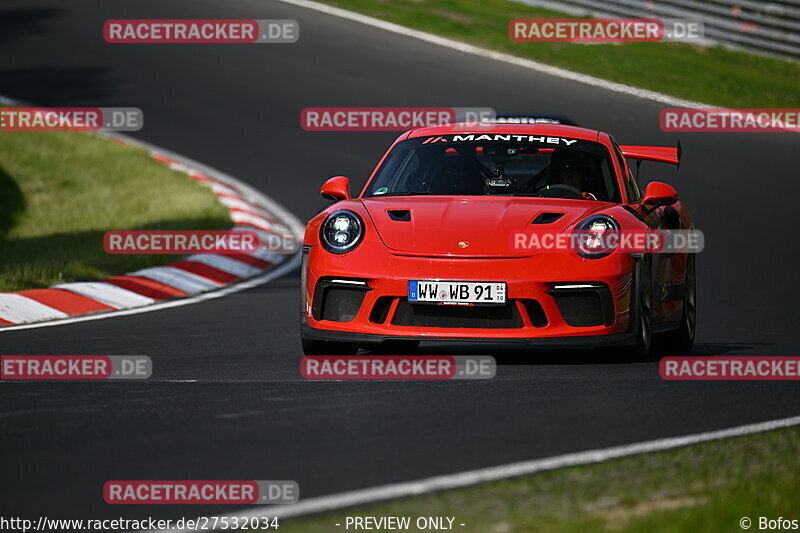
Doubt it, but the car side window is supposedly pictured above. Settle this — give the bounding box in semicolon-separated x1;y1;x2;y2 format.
599;158;619;202
613;143;640;202
395;150;422;191
371;148;421;193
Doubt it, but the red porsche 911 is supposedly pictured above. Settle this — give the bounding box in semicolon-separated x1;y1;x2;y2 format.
300;121;696;358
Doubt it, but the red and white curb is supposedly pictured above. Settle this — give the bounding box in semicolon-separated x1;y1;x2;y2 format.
0;114;304;330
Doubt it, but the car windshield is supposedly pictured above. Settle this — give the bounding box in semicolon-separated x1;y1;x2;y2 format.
364;134;620;202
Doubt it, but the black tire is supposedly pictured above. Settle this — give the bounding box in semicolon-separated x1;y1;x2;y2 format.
301;337;359;355
663;253;696;353
367;340;420;355
620;258;653;361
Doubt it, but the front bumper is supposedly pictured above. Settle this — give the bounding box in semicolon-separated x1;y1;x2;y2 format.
301;324;637;347
302;244;638;343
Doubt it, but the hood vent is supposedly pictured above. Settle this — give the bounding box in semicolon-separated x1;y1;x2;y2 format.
532;212;564;224
387;209;411;222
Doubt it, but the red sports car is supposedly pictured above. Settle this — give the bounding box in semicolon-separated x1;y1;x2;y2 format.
300;121;696;358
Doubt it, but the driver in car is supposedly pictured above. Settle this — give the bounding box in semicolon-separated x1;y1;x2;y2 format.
544;149;598;200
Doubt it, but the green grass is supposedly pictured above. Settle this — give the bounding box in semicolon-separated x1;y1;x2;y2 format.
316;0;800;108
0;130;231;292
272;426;800;533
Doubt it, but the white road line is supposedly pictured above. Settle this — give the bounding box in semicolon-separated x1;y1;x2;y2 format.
0;294;68;324
54;282;155;309
142;413;800;532
131;266;221;294
275;0;712;109
184;255;262;278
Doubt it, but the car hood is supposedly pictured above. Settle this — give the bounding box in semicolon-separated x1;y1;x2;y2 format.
361;196;613;256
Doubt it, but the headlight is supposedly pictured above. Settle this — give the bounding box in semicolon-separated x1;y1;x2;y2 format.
320;209;364;254
573;215;620;259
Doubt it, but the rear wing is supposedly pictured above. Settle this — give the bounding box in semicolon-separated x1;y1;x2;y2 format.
619;142;682;166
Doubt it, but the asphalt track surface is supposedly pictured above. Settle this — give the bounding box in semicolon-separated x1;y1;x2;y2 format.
1;0;799;523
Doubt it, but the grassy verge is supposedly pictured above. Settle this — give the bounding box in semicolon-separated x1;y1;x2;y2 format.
316;0;799;108
0;130;231;292
273;426;800;533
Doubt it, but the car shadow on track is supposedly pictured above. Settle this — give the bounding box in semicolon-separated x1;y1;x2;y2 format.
688;342;772;355
410;343;627;366
401;340;772;366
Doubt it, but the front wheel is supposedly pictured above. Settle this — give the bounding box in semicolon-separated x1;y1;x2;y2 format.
621;258;653;361
301;337;359;355
663;253;696;353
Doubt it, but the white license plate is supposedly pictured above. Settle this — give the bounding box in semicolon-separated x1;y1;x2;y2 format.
408;280;506;304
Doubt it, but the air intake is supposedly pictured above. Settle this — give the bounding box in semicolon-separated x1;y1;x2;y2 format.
532;212;564;224
387;209;411;221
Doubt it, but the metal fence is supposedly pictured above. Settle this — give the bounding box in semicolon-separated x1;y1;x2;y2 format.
515;0;800;60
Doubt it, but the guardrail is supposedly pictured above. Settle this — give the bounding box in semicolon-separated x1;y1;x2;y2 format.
515;0;800;60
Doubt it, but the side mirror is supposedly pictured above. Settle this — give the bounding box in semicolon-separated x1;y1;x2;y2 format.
320;176;351;201
641;181;678;209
